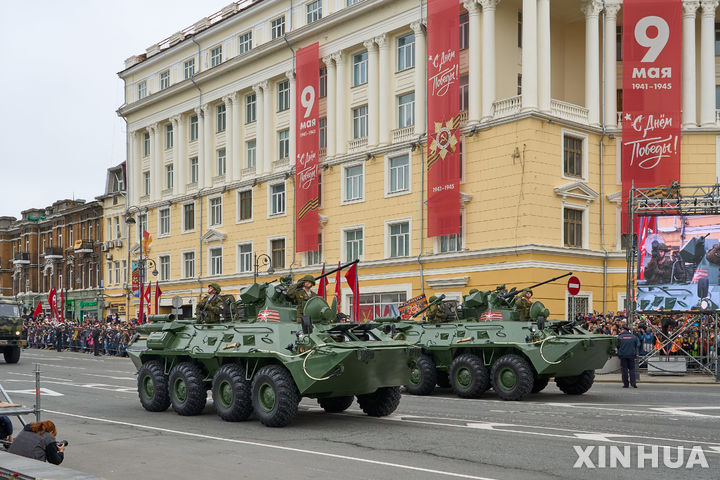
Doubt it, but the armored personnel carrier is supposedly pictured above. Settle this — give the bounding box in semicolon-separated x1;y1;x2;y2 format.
0;299;26;364
127;267;416;427
377;274;616;401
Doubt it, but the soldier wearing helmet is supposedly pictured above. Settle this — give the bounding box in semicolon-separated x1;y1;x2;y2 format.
286;275;316;323
645;243;672;284
514;289;533;322
197;283;225;324
426;296;448;323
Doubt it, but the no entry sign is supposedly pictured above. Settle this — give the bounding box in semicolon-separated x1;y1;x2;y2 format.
567;276;581;296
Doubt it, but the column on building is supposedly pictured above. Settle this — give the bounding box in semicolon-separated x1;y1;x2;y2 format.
323;56;337;156
222;96;234;182
263;81;273;172
537;0;551;113
253;83;265;173
171;114;185;195
583;0;602;126
521;0;538;111
287;71;297;165
151;123;162;200
231;92;242;180
700;0;718;126
129;131;139;206
465;0;482;123
195;106;205;188
682;1;700;127
377;35;391;145
480;0;499;121
604;1;621;127
202;104;213;187
411;21;426;137
333;52;347;155
364;38;380;147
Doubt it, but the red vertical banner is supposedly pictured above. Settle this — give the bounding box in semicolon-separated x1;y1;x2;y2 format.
622;0;682;232
295;42;320;252
427;0;461;237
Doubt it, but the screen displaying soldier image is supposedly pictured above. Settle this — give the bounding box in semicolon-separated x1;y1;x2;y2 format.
636;215;720;312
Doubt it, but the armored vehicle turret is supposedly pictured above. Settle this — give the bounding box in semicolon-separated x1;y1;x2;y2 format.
128;268;416;427
0;299;26;364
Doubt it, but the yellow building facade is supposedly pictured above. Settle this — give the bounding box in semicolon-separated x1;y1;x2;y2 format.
115;0;720;321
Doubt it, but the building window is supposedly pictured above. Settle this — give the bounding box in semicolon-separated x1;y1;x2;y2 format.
270;238;285;269
238;190;252;221
271;16;285;39
184;58;195;79
344;164;364;201
165;164;174;189
210;197;223;226
210;247;223;275
246;140;257;168
217;104;226;132
439;215;463;252
616;26;623;61
517;74;522;95
397;33;415;71
398;92;415;128
347;0;361;5
143;172;151;196
217;148;226;176
159;255;170;281
388;154;409;194
460;74;469;112
306;0;322;23
190;157;199;184
353;51;368;86
159;208;170;236
563;135;583;178
345;229;363;261
460;13;469;50
138;81;147;100
716;23;720;55
238;31;252;54
278;129;290;160
143;132;150;156
319;117;327;148
210;46;223;67
114;217;121;239
246;93;256;123
160;70;170;90
138;214;147;238
306;233;323;265
270;183;286;215
357;292;407;321
352;105;368;139
183;252;195;278
389;222;410;258
564;208;583;248
190;115;198;141
238;243;252;272
114;261;121;285
518;10;523;48
277;80;290;111
319;67;327;97
183;203;195;232
165;124;174;149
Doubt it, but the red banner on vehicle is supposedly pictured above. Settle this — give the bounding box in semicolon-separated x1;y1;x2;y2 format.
295;42;320;252
621;0;682;232
427;0;461;237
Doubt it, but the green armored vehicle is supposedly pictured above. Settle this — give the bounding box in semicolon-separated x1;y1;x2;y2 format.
0;299;26;364
379;274;616;401
127;268;415;427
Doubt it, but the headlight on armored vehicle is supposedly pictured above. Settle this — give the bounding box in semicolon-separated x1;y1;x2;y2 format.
16;331;21;336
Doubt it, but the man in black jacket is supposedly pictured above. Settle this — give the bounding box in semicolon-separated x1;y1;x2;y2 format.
617;325;640;388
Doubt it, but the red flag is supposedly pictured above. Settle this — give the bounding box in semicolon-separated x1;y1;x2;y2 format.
48;288;58;319
138;282;144;323
145;283;152;319
317;264;327;300
143;230;152;256
155;282;162;314
60;289;65;323
32;301;43;319
344;263;360;322
334;262;342;312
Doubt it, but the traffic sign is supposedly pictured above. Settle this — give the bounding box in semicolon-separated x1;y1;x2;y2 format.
171;296;183;308
567;276;581;296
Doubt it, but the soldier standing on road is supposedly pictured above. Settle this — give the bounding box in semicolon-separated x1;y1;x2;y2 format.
617;325;640;388
286;275;316;323
514;289;533;322
196;283;225;324
91;324;101;356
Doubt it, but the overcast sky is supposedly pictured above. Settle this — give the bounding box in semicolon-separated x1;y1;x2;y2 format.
0;0;229;218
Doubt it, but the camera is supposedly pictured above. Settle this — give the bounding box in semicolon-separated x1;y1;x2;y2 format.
58;440;68;447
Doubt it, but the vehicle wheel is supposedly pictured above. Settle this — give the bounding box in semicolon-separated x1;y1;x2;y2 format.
137;360;170;412
449;353;490;398
490;354;534;401
317;396;354;413
251;364;299;427
555;370;595;395
405;354;437;395
169;362;207;416
356;386;401;417
3;346;20;364
436;371;451;388
531;376;550;393
212;363;252;421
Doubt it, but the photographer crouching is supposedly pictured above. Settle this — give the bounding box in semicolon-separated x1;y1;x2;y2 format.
7;420;67;465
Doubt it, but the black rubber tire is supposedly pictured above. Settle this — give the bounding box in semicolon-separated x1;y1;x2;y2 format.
137;360;171;412
449;353;490;398
169;362;207;416
531;376;550;394
436;371;451;388
3;346;20;364
405;354;438;395
317;396;354;413
357;387;401;417
555;370;596;395
251;364;300;427
490;354;534;401
212;363;252;422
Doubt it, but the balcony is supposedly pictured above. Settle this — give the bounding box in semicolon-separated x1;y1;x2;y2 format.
43;247;63;259
12;252;30;265
550;99;589;124
272;158;289;170
73;241;95;253
492;95;522;119
348;137;368;153
392;126;415;144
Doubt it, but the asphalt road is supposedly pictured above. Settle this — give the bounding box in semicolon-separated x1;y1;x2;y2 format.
1;349;718;480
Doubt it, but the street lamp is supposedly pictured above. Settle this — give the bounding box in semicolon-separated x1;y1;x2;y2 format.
253;253;274;282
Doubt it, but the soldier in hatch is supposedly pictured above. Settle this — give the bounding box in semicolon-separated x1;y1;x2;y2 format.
196;283;224;324
286;275;316;323
425;296;448;323
514;289;533;322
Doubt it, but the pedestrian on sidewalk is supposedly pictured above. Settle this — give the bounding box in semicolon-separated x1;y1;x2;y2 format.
617;325;640;388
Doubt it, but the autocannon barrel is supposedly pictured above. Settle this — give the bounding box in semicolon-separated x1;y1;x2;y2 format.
412;294;446;319
504;272;573;300
314;259;360;281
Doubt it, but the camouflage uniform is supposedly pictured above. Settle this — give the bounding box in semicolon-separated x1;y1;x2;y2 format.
286;275;315;323
645;245;672;284
197;283;225;324
514;291;532;322
426;296;448;323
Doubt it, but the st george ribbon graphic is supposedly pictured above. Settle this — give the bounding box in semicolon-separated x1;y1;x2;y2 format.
427;0;461;237
622;0;682;232
295;42;320;252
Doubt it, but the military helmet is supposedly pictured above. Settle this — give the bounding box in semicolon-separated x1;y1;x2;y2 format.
468;288;479;294
209;282;222;293
429;296;437;302
658;243;670;252
299;274;316;286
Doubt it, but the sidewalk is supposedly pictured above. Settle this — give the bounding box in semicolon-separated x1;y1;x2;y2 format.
595;372;718;384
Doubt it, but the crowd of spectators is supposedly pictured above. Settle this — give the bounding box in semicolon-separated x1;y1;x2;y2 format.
23;315;136;357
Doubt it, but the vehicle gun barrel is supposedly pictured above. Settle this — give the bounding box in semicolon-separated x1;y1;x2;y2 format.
314;259;360;281
412;294;446;319
504;272;573;300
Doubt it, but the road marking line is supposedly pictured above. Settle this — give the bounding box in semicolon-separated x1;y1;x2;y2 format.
5;388;63;397
45;410;498;480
